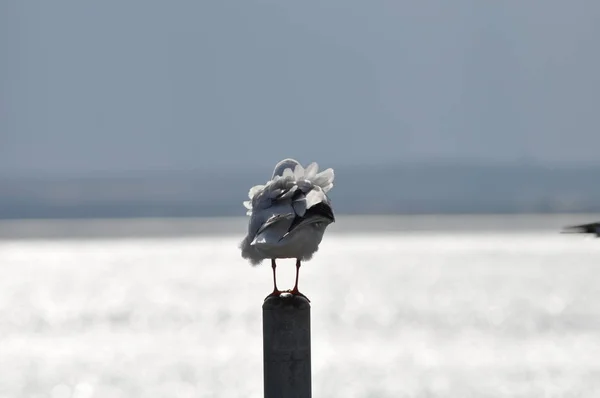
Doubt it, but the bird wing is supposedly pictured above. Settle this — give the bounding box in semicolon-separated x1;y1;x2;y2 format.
255;212;295;237
243;161;335;243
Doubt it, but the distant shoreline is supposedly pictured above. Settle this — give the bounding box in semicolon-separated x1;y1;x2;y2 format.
2;162;600;219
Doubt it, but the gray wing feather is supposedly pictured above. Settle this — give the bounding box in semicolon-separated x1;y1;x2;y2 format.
255;212;295;237
292;199;307;217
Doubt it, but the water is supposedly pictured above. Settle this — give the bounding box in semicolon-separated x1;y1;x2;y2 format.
0;215;599;397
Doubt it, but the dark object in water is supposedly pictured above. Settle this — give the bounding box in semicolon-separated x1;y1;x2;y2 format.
561;222;600;237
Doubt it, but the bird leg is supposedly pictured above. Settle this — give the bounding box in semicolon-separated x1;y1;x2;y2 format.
289;259;310;302
264;259;282;300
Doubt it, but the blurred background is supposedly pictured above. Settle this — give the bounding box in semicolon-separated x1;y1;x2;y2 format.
1;1;600;397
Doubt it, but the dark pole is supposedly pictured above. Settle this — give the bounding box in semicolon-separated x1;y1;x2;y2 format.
262;294;311;398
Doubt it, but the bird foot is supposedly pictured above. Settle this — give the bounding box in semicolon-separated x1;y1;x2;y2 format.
285;288;310;302
264;290;282;301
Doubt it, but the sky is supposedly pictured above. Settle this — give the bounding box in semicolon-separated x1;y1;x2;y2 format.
2;0;600;176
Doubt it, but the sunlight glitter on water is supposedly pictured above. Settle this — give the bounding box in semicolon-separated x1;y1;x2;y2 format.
1;218;600;397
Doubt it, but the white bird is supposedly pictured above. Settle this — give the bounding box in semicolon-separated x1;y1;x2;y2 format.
240;158;336;301
561;222;600;237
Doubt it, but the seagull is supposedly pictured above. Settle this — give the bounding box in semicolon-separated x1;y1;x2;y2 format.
240;158;335;301
561;222;600;237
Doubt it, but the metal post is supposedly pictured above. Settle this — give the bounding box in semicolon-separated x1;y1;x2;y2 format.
262;294;311;398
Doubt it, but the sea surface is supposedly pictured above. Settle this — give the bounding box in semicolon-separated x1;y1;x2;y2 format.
0;214;599;398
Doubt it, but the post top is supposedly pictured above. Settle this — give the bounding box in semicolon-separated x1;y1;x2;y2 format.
262;293;311;310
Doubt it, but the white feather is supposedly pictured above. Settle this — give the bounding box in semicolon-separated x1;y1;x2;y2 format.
293;164;305;179
248;185;264;199
305;162;318;179
312;168;334;188
304;187;324;209
282;168;294;179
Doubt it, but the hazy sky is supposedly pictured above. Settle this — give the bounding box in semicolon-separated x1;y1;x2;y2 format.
2;0;599;175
